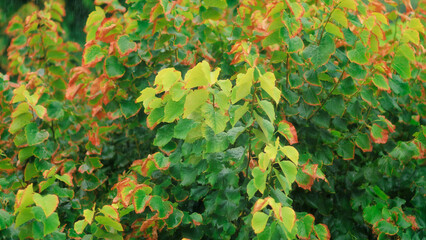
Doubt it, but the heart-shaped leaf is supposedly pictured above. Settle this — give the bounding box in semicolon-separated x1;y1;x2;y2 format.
25;123;49;146
33;193;59;217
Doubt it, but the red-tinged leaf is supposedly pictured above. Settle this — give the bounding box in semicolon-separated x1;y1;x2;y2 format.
116;35;137;57
378;115;395;133
296;213;315;239
296;169;314;190
406;215;419;230
146;107;164;130
372;74;390;91
288;2;305;19
6;16;24;36
33;193;59;217
104;56;125;79
14;184;34;213
96;18;122;43
278;120;298;145
355;133;372;152
371;124;389;144
100;205;119;221
314;224;331;240
149;196;173;219
83;43;105;67
165;209;184;229
302;164;318;179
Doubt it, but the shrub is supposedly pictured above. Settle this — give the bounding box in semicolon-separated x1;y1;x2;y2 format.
0;0;424;239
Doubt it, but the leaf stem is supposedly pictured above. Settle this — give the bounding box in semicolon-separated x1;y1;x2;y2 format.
307;70;345;120
317;1;342;45
247;74;258;177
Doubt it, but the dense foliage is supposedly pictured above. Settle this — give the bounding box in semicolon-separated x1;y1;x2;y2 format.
0;0;425;239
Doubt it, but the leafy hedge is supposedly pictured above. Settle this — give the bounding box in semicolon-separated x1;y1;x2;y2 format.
0;0;425;239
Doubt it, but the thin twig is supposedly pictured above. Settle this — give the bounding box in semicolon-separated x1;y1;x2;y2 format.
307;70;345;120
317;1;342;45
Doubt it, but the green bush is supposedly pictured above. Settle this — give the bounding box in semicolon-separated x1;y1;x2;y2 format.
0;0;424;239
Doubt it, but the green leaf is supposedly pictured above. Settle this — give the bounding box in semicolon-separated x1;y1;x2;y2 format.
323;96;345;116
184;61;219;88
24;162;38;181
136;87;157;103
247;180;257;200
281;146;299;165
314;224;331;240
133;189;151;213
339;0;357;10
347;63;366;80
149;196;172;219
74;219;88;234
360;87;379;107
15;207;34;227
231;68;254;104
337;77;357;96
303;34;335;68
230;102;249;126
337;140;355;160
258;100;275;122
376;220;398;235
205;130;229;153
288;37;304;53
83;209;94;224
281;207;296;232
153;124;175;147
116;35;137;57
304;70;321;86
251;212;269;234
147;107;164;129
202;104;229;134
46;50;67;61
163;97;185;122
155;68;182;92
396;44;415;63
259;72;281;104
83;44;104;66
15;184;34;213
363;205;382;224
254;112;274;142
278;121;298;145
355;133;372;152
227;126;246;144
32;221;44;239
120;100;141;119
33;193;59;217
174;119;197;139
372;74;390;91
46;101;64;119
325;23;344;38
165;209;184;229
391;54;411;79
296;214;315;239
203;0;227;9
252;167;267;193
371;124;388;144
331;9;348;28
9;113;32;134
95;216;123;231
302;87;320;106
105;56;125;79
43;212;60;236
279;161;297;184
347;42;369;65
183;89;209;118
